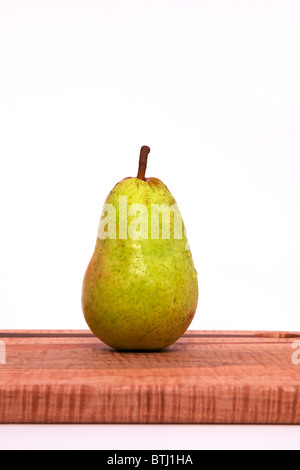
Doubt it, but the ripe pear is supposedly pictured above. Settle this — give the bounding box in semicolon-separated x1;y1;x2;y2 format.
82;146;198;350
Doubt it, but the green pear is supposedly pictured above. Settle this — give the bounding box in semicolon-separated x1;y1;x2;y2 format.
82;146;198;350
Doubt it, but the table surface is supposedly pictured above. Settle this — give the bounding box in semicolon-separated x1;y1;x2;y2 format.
0;329;300;424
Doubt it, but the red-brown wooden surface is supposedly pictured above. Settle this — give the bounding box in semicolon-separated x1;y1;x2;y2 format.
0;329;300;423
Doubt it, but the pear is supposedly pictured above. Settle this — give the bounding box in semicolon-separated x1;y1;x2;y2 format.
82;146;198;350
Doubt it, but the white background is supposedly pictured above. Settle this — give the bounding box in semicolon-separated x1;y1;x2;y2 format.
0;0;300;450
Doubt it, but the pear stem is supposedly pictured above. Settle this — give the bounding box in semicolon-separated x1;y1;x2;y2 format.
137;146;150;180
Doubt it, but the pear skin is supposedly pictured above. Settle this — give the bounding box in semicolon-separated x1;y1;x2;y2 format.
82;146;198;350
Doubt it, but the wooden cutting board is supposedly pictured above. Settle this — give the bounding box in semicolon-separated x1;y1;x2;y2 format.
0;329;300;424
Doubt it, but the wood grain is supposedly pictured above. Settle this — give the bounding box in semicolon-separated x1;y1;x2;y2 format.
0;329;300;423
